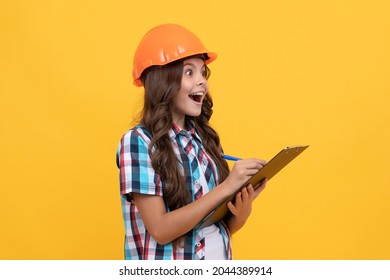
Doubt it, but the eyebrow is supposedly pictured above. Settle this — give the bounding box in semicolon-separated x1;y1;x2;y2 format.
183;62;206;69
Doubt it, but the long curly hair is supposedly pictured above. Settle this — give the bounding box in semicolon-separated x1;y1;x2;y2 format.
139;57;230;211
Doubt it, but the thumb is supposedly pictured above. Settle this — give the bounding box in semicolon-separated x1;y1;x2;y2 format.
227;201;238;216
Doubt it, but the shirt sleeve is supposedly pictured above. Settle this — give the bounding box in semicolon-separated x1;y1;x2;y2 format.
117;128;163;197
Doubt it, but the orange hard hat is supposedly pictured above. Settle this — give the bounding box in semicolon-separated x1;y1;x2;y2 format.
132;23;217;87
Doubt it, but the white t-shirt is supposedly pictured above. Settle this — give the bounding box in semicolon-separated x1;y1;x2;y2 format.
199;157;227;260
203;224;226;259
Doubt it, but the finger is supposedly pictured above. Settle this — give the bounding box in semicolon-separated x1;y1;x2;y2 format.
253;160;266;169
227;201;238;216
259;159;267;166
243;166;265;177
235;159;265;170
259;178;268;188
247;158;267;167
232;161;265;180
234;191;243;208
253;182;266;198
241;186;249;201
246;184;255;198
254;185;265;197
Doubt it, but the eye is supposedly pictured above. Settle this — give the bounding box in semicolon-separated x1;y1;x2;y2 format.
202;67;210;79
184;69;193;76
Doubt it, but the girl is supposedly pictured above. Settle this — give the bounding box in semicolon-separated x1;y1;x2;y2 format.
116;23;267;260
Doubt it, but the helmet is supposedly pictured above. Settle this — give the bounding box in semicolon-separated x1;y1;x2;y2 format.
132;23;217;86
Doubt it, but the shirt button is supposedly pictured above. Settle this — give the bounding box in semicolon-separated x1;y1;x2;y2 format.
195;180;199;185
196;242;201;247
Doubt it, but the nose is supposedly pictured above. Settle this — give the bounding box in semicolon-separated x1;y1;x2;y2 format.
197;73;206;86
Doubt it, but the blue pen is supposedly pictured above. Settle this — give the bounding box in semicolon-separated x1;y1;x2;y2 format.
222;154;242;161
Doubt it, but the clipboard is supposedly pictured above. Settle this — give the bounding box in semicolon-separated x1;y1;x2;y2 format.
195;145;309;229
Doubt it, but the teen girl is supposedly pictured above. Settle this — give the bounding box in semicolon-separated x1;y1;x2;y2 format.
117;24;267;260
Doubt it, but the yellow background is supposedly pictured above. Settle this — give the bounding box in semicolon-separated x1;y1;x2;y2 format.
1;0;389;259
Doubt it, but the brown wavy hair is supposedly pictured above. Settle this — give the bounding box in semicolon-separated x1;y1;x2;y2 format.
139;57;230;211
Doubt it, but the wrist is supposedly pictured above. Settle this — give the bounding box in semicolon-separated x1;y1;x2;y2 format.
216;181;235;200
226;215;246;234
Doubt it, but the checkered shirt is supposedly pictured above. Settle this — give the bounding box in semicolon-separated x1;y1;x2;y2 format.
116;122;232;260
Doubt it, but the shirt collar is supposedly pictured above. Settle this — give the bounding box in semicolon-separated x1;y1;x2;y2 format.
169;121;202;143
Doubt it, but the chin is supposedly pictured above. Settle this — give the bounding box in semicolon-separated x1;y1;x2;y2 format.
188;110;202;117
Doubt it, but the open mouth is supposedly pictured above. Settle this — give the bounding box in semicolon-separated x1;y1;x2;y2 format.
189;92;204;103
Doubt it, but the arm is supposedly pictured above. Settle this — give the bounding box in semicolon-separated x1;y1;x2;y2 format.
133;158;265;245
133;184;229;245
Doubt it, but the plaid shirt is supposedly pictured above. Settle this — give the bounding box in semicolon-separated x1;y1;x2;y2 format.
116;122;232;260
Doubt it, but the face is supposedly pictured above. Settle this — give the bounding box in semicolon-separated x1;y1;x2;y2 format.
171;57;208;128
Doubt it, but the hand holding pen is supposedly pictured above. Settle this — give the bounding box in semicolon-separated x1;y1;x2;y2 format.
222;155;267;194
222;153;266;184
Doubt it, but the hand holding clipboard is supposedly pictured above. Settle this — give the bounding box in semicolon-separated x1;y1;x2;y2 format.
196;145;309;229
